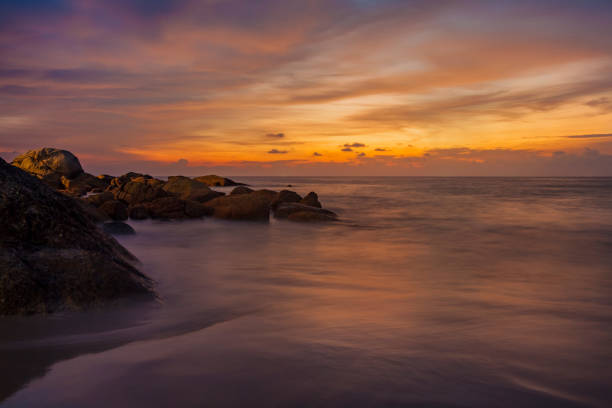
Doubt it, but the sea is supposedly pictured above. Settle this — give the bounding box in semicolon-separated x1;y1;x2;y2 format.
1;177;612;407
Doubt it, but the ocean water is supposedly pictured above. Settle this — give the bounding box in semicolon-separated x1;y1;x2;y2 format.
1;177;612;407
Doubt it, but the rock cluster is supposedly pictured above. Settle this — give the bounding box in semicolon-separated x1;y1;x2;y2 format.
0;158;154;315
10;147;338;223
11;148;105;196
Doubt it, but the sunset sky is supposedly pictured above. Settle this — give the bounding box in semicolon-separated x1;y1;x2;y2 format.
1;0;612;176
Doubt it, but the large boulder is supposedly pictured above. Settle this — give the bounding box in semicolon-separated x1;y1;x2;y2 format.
271;190;302;209
76;200;110;223
128;204;149;220
11;147;83;181
203;190;274;221
111;177;167;205
193;175;245;187
145;197;185;219
61;172;106;196
102;221;135;235
230;186;254;195
99;200;129;221
144;197;209;219
107;172;152;191
162;176;223;202
300;192;322;208
83;191;114;207
185;200;213;218
0;158;153;315
273;202;337;222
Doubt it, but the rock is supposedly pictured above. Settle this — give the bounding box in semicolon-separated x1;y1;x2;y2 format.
76;200;110;223
61;172;105;196
230;186;254;195
107;172;153;191
0;158;153;315
193;175;245;187
185;200;213;218
300;192;322;208
99;200;128;221
111;177;167;205
162;176;223;202
145;197;186;219
97;174;113;186
203;190;274;221
273;202;337;222
128;205;149;220
39;173;64;189
271;190;302;209
84;191;114;207
102;221;135;235
11;147;83;180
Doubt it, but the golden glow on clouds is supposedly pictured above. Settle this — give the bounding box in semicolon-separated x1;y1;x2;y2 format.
1;0;611;175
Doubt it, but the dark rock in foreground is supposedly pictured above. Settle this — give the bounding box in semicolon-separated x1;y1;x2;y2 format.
0;158;154;315
273;202;338;222
102;221;136;235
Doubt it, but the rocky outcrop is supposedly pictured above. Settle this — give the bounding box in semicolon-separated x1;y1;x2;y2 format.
300;192;322;208
84;191;114;207
143;197;211;219
0;158;154;315
128;205;149;220
110;176;167;205
76;200;110;223
102;221;135;235
61;172;106;196
271;190;302;209
230;186;254;195
193;175;245;187
99;200;129;221
273;202;337;222
203;190;275;221
11;148;83;180
162;176;223;202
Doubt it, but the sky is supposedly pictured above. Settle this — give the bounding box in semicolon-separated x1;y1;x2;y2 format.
1;0;612;176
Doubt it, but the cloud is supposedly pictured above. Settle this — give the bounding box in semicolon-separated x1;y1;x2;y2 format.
565;133;612;139
357;152;366;157
267;149;288;154
1;0;612;175
585;97;611;108
374;148;386;151
74;146;612;177
176;158;188;166
341;147;353;152
313;152;322;156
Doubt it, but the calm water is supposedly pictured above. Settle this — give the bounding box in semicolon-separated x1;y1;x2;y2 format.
1;177;612;407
